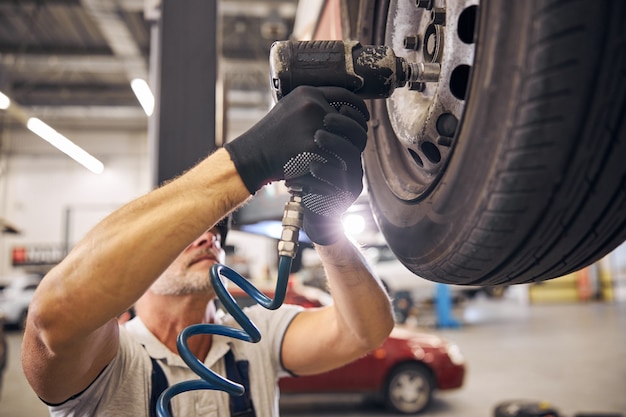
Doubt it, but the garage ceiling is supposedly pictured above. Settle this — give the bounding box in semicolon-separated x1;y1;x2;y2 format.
0;0;297;131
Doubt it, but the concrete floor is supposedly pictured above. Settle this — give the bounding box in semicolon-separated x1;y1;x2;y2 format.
1;298;625;417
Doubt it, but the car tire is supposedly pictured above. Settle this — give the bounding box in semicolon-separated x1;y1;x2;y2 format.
384;363;433;414
348;0;626;285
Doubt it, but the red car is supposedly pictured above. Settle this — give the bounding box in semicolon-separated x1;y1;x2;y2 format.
226;283;466;414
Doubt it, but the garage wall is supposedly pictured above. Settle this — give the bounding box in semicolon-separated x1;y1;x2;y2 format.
0;126;151;276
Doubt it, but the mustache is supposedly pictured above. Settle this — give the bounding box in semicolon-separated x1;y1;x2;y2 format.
188;249;220;266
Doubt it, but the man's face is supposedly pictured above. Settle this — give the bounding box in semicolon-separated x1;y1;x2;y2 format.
149;228;226;296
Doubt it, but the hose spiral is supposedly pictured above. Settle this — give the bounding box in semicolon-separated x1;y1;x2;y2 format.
157;193;303;417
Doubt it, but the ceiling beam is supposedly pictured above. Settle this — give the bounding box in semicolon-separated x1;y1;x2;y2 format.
80;0;148;81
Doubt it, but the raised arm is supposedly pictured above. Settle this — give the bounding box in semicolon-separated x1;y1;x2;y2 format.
22;149;250;404
272;86;394;374
281;237;394;375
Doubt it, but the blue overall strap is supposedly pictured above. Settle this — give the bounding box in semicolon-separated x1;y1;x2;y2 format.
149;356;170;417
148;351;256;417
224;350;257;417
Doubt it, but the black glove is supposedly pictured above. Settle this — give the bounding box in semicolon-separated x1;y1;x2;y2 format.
224;86;369;193
224;86;369;245
285;111;367;245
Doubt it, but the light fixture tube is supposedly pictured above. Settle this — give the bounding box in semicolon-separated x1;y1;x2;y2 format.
130;78;155;116
26;117;104;174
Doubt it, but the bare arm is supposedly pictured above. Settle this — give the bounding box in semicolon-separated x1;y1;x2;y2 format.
281;236;395;375
22;149;250;404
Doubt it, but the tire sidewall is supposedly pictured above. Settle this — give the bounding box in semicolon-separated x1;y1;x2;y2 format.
362;0;545;281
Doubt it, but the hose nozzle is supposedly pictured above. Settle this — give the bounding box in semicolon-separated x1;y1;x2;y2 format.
278;188;304;258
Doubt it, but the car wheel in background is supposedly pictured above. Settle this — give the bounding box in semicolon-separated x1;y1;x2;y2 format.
348;0;626;285
384;363;433;414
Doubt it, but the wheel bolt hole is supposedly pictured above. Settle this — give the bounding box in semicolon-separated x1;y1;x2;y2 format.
457;5;478;44
436;112;458;137
450;64;471;100
408;148;424;167
421;141;441;164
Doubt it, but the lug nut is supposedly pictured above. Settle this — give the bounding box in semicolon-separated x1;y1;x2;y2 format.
403;35;420;51
408;82;426;92
431;8;446;25
415;0;433;9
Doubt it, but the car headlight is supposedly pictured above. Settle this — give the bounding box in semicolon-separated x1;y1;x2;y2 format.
446;343;465;365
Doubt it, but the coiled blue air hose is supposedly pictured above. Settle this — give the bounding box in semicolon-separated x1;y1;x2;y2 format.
157;192;303;417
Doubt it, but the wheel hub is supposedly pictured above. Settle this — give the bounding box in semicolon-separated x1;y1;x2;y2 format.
375;0;479;201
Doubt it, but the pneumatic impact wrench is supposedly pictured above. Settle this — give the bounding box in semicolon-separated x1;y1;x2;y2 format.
269;40;440;100
269;40;437;251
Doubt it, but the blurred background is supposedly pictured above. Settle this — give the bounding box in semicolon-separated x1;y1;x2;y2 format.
0;1;625;417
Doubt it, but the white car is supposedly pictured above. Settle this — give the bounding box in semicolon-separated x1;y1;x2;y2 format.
365;245;507;305
364;245;440;304
0;274;42;329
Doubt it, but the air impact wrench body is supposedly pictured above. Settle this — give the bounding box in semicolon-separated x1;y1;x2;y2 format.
269;40;440;101
269;40;432;250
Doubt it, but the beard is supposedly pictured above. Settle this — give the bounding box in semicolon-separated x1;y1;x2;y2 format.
149;267;216;296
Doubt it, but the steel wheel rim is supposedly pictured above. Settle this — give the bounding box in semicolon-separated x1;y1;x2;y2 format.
371;0;479;201
388;368;430;413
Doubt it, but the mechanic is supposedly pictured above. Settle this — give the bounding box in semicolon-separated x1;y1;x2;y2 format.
21;86;395;417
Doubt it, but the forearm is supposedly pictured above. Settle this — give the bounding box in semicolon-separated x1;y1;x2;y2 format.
29;149;250;345
317;236;394;350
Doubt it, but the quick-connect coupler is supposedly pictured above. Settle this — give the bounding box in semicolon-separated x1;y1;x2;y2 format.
278;190;304;258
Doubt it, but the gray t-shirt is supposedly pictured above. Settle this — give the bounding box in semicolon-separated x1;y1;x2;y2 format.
48;304;302;417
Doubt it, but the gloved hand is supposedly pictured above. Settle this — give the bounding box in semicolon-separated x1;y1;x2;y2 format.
224;86;369;245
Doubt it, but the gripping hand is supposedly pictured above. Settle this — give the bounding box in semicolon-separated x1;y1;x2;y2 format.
224;86;369;245
224;86;369;192
286;102;368;245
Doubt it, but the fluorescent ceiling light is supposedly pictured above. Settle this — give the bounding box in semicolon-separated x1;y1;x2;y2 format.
0;91;10;110
130;78;155;116
26;117;104;174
